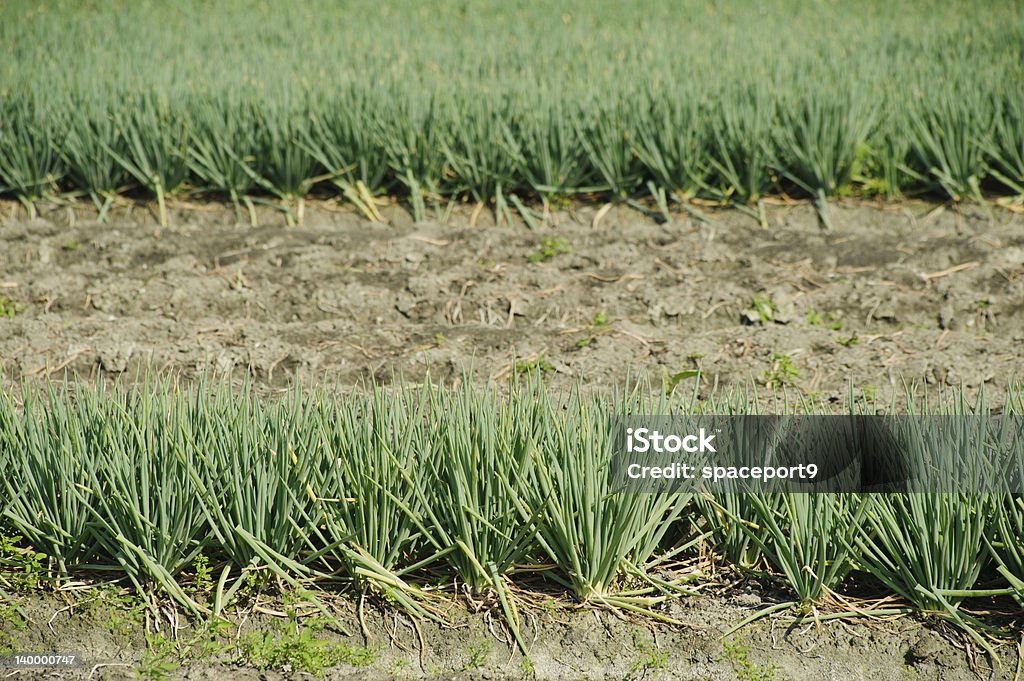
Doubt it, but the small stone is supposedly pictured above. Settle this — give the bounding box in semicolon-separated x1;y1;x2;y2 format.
662;299;692;317
872;297;900;322
905;632;943;664
770;289;797;324
938;304;955;330
740;309;763;325
734;592;762;607
394;292;416;316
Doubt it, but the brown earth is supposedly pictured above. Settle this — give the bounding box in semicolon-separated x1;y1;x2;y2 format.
0;197;1022;404
3;578;1022;680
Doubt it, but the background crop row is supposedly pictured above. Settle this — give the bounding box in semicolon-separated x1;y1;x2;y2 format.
1;1;1023;225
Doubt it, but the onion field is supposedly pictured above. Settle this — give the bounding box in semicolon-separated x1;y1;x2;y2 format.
2;1;1024;676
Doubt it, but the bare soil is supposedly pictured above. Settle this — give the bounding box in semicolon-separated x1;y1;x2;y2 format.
3;578;1022;680
0;198;1022;403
